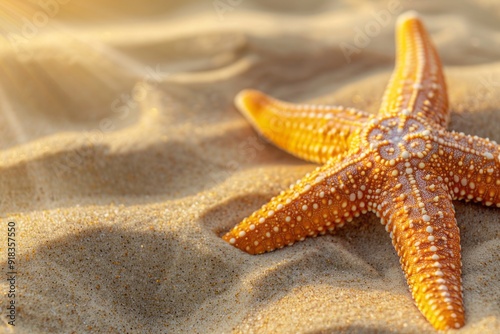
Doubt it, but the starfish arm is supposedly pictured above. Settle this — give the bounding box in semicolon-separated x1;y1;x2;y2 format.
379;12;449;127
430;130;500;207
235;89;371;164
222;152;374;254
376;171;464;330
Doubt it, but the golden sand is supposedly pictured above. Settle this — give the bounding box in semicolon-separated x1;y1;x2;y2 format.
0;1;498;333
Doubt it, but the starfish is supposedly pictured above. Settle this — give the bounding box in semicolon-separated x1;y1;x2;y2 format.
222;11;500;331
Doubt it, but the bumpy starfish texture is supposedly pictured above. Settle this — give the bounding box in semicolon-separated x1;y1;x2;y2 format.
222;12;500;330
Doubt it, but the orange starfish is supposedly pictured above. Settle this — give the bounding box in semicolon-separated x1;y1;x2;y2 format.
222;11;500;331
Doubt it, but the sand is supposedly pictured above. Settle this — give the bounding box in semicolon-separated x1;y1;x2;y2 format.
0;0;499;333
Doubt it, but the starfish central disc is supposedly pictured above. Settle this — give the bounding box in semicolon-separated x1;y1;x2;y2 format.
365;117;432;162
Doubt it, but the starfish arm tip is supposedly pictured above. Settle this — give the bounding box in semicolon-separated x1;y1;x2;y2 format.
235;88;260;106
234;88;267;120
235;89;250;109
398;10;421;24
